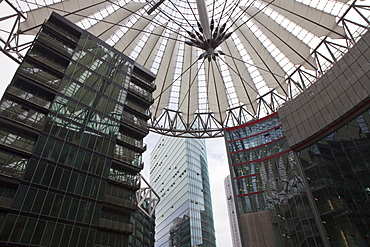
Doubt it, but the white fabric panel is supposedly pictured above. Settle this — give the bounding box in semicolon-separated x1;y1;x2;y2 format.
261;0;347;39
220;40;259;114
179;45;198;124
63;1;112;23
234;19;288;96
152;31;180;119
204;61;229;123
20;0;110;33
113;14;156;52
88;2;147;40
241;6;316;70
135;25;166;68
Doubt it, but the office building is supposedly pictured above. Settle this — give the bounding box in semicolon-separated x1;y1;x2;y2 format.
129;194;156;247
0;13;155;246
224;30;370;246
150;136;216;246
224;175;242;247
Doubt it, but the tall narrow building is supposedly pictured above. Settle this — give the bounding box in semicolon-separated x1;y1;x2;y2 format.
150;136;216;247
0;13;155;246
224;175;242;247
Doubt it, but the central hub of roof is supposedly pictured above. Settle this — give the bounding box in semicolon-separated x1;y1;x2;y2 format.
185;21;232;61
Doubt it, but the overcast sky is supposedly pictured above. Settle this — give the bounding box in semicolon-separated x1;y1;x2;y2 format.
0;20;233;247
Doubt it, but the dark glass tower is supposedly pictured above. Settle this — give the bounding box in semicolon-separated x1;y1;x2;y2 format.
224;29;370;246
298;110;370;247
0;13;155;246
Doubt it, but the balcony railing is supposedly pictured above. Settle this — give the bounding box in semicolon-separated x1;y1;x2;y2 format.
0;109;45;130
104;194;136;210
124;101;150;117
98;218;134;233
38;32;74;57
113;153;143;168
0;197;13;208
108;170;140;188
0;159;28;179
117;133;147;151
18;68;60;91
121;114;149;134
28;51;66;73
127;84;153;103
7;86;51;109
44;21;79;43
131;73;156;90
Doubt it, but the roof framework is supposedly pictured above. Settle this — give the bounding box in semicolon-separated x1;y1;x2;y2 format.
1;0;369;137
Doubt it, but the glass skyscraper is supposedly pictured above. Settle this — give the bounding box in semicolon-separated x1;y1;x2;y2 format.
0;13;155;246
150;136;216;246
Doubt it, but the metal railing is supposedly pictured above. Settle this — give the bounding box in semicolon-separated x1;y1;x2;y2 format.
7;86;51;109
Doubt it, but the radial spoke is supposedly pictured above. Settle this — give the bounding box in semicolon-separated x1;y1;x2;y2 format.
3;0;369;137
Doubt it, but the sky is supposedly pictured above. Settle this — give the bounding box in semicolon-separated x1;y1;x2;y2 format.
0;7;233;246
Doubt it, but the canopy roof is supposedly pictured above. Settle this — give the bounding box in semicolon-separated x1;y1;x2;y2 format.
8;0;370;137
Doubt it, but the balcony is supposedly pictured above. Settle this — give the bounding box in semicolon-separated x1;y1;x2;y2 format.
0;109;45;130
98;218;134;234
27;51;66;74
117;133;147;152
18;68;60;91
108;169;140;189
127;84;154;104
0;197;13;208
7;86;51;110
121;114;149;136
131;73;156;91
113;153;143;169
104;194;136;210
43;21;79;44
124;100;150;119
38;32;74;58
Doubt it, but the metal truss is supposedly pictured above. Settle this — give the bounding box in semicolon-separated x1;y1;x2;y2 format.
1;0;369;138
0;0;32;63
149;2;370;138
136;173;160;218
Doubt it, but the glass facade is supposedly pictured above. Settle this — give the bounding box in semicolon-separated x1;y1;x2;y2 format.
225;113;323;247
0;13;155;246
150;136;216;247
129;198;156;247
225;103;370;247
299;108;370;247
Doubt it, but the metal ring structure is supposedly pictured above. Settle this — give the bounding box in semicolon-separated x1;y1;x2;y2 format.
1;0;370;137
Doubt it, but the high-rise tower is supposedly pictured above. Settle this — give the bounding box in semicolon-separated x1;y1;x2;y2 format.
150;136;216;246
224;175;242;247
0;13;155;246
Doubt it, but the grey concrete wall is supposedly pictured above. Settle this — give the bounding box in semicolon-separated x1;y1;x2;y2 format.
279;31;370;148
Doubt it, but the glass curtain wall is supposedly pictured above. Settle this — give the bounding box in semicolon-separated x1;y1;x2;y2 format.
0;13;155;247
298;107;370;247
225;113;323;247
